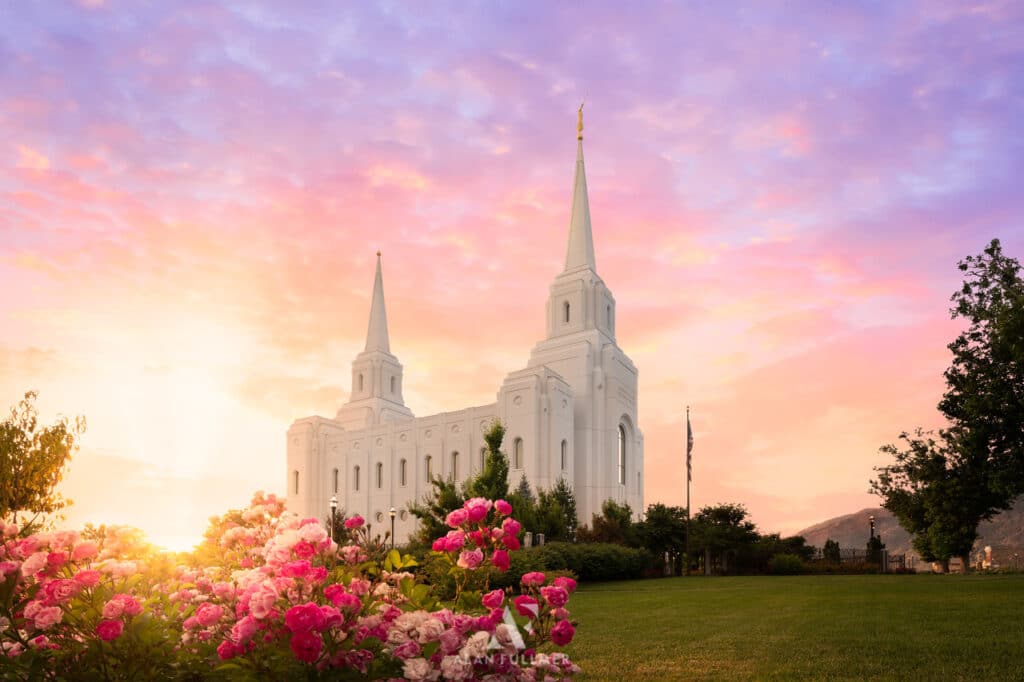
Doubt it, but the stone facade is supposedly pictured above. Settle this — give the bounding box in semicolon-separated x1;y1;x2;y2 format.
286;134;644;541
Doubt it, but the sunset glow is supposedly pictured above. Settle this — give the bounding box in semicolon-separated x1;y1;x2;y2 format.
3;2;1023;546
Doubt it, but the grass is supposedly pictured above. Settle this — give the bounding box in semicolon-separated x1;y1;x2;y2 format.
561;574;1024;681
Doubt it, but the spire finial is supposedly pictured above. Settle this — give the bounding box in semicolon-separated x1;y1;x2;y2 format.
376;250;381;258
364;252;391;353
577;100;585;140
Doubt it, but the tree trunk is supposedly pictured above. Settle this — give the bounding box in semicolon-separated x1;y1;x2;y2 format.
960;553;972;574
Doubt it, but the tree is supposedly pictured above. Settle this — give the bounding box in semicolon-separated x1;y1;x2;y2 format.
939;238;1024;501
463;421;509;501
576;499;640;546
866;534;886;565
823;539;841;563
638;503;688;575
873;240;1024;571
689;503;758;574
0;391;85;524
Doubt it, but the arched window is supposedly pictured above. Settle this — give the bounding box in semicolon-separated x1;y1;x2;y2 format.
400;458;407;486
606;304;611;328
390;376;396;394
513;438;523;469
617;425;626;485
332;468;339;494
451;451;459;479
425;455;433;482
376;462;383;488
479;447;487;470
563;301;570;323
292;470;299;495
354;465;361;491
560;440;568;470
358;373;364;392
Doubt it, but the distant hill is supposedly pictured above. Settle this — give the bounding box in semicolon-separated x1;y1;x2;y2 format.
797;497;1024;557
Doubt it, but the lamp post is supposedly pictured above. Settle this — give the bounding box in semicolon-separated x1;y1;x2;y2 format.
869;514;876;540
329;495;338;544
389;507;397;550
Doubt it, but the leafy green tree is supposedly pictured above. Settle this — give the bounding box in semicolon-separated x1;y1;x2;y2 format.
939;238;1024;500
463;421;509;501
823;538;841;563
547;477;578;541
873;240;1024;573
638;503;688;575
689;503;758;574
0;391;85;524
577;499;640;546
866;534;886;565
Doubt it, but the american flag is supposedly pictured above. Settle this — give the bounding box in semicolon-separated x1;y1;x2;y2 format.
686;408;693;482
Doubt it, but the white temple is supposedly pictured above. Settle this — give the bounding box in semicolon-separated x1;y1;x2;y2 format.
286;116;644;539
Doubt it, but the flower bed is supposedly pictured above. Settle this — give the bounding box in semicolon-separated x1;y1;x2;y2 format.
1;493;580;680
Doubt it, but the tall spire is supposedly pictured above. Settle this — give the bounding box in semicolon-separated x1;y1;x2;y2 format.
364;251;390;353
565;104;596;273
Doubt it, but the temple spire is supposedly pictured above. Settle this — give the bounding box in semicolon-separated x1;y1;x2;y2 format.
364;251;390;353
564;105;596;272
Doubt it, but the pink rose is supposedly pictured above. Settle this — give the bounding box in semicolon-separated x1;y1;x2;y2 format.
248;584;278;619
20;552;47;577
552;607;571;620
456;549;483;570
463;497;492;523
281;560;311;578
521;571;546;587
502;517;521;537
494;499;512;516
481;589;505;609
431;538;446;552
292;541;315;559
33;606;63;630
319;605;342;628
231;615;258;644
183;616;200;630
343;516;364;530
309;566;327;583
541;585;569;608
101;599;124;619
109;594;142;617
503;534;521;551
443;531;466;552
445;509;469;528
393;638;422;660
73;570;101;588
71;542;98;561
96;619;123;641
348;578;371;596
290;631;322;663
196;602;224;627
554;576;577;593
43;579;80;604
513;595;539;619
284;602;326;633
46;552;67;569
551;619;575;646
0;561;19;576
491;549;510;572
217;640;236;660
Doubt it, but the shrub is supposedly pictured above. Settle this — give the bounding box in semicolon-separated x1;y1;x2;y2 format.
534;542;655;582
768;553;806;575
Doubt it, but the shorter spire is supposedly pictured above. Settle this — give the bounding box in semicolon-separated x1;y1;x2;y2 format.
564;111;596;272
364;252;391;353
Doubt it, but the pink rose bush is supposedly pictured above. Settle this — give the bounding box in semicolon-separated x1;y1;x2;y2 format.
0;491;580;679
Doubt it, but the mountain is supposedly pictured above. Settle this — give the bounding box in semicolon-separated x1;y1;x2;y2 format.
797;497;1024;558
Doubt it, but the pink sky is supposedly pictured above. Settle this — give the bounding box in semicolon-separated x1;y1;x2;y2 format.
3;1;1023;549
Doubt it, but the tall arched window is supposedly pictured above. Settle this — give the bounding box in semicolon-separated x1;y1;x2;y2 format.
358;373;364;392
513;438;523;469
400;458;407;486
451;451;459;479
376;462;383;488
292;470;299;495
617;425;626;485
606;304;612;329
425;455;433;482
354;465;361;491
390;376;396;394
332;468;339;494
563;301;570;323
479;447;487;470
560;440;568;470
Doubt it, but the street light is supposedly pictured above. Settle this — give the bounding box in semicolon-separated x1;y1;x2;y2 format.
869;514;876;539
329;495;338;544
389;507;397;549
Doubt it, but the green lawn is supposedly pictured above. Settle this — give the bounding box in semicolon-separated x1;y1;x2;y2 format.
562;574;1024;681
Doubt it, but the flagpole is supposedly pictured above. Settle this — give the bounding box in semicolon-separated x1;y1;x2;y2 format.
685;405;691;577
